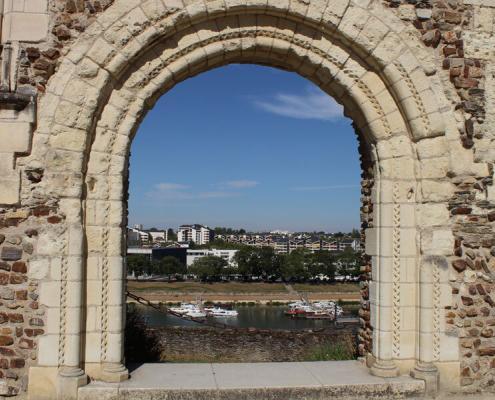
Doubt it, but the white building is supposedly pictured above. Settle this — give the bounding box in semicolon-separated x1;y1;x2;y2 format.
129;227;150;244
128;227;169;247
178;224;213;245
270;229;290;235
339;239;361;251
186;249;238;267
149;230;167;243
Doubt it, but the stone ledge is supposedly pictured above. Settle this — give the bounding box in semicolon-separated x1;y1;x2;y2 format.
79;361;425;400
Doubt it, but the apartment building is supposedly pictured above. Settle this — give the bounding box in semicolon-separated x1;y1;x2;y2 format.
178;224;213;245
273;240;289;254
128;227;168;246
149;230;168;243
128;227;150;245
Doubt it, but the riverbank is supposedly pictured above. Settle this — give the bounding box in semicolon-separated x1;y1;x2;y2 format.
146;326;358;363
126;281;361;303
125;300;360;364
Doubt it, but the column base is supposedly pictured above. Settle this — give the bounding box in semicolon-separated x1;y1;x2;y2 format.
101;363;129;383
370;359;400;378
411;362;439;397
57;367;88;400
365;352;376;368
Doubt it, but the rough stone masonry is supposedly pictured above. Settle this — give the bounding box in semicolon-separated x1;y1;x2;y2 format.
0;0;494;399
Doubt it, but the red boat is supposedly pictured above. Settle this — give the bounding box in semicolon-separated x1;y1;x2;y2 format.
284;305;316;317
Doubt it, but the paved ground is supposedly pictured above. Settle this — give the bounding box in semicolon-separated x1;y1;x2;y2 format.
79;361;425;399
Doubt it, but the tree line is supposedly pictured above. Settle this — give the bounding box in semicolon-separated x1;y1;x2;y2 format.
127;246;361;282
231;246;360;282
127;254;186;279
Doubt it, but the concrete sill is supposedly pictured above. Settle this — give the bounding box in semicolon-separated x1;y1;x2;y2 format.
79;361;425;400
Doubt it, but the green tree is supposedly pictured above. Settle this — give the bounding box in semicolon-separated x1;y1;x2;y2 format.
214;227;247;235
281;249;309;281
351;229;360;238
233;247;260;278
259;246;282;278
127;254;152;277
193;239;248;251
337;248;361;277
155;256;186;279
307;251;336;280
167;228;177;241
233;246;279;279
190;255;227;281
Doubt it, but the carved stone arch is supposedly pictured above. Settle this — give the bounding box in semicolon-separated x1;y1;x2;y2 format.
25;1;458;398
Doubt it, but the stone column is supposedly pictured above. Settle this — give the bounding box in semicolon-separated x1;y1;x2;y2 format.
100;225;128;383
57;222;87;400
411;260;439;395
369;168;399;377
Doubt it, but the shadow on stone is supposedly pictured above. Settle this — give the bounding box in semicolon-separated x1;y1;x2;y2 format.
125;304;162;363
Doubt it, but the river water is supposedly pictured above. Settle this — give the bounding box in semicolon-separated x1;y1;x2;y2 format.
135;304;358;331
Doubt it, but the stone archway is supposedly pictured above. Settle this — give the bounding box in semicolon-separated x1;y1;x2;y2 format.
9;1;470;399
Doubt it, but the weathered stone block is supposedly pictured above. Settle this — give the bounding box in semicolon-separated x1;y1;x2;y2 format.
2;12;49;42
0;176;21;206
0;247;22;262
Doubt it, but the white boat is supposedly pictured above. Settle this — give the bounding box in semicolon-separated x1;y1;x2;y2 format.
185;309;207;318
169;303;206;318
205;307;238;317
288;300;306;308
169;303;196;314
285;300;344;319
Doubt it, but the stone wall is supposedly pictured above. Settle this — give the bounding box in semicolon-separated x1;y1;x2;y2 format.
384;0;495;392
152;326;357;363
357;126;374;358
0;208;48;396
16;1;114;92
0;3;112;393
0;0;494;398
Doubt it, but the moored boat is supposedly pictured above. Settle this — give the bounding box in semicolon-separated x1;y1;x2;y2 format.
169;303;207;318
284;300;343;320
185;309;207;318
205;307;238;317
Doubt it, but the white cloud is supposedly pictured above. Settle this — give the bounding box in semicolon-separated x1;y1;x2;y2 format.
147;182;239;200
154;183;190;191
290;184;359;192
197;191;240;199
224;180;259;189
253;87;343;121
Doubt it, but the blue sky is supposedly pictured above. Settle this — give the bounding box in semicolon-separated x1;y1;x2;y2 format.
128;65;360;233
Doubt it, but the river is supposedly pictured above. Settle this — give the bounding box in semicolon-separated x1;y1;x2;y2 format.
135;304;358;331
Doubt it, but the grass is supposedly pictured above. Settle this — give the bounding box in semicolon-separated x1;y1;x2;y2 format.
292;283;360;293
127;281;288;293
303;339;356;361
127;281;360;294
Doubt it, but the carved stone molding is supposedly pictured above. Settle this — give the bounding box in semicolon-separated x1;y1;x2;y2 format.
392;183;401;359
